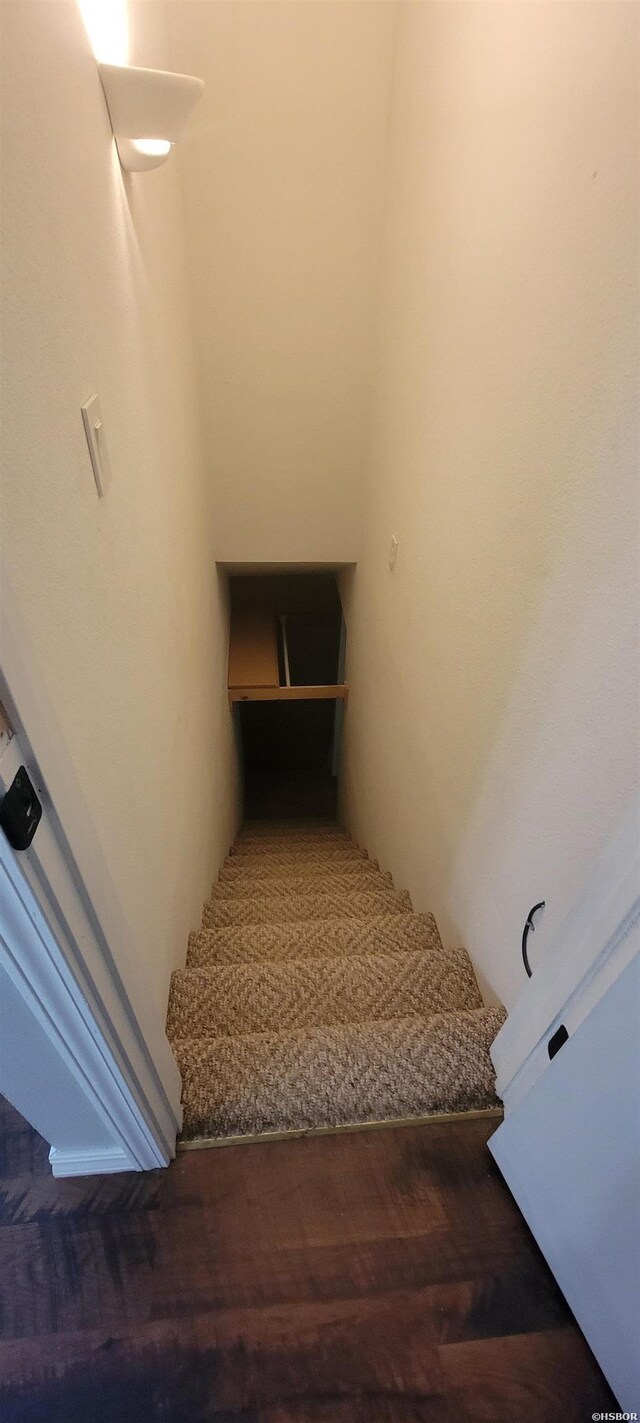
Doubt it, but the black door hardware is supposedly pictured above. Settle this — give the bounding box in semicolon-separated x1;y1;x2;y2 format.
548;1024;569;1060
0;766;42;850
522;900;546;977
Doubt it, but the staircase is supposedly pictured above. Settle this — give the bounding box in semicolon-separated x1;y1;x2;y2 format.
167;821;505;1143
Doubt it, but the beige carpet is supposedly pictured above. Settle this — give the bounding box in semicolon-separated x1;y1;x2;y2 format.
168;820;505;1143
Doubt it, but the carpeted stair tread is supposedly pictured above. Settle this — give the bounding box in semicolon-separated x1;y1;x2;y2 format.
188;911;445;967
211;868;393;900
168;947;482;1039
218;859;382;887
174;1006;506;1140
234;822;348;844
233;835;350;852
225;843;370;866
168;820;505;1146
202;885;412;929
240;819;341;831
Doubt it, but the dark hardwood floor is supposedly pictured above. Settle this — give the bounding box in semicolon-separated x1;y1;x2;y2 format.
0;1095;617;1421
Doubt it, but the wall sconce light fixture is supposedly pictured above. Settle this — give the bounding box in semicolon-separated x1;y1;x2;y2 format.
98;63;204;171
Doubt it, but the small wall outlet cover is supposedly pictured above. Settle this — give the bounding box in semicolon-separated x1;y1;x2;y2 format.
389;535;399;571
81;394;112;497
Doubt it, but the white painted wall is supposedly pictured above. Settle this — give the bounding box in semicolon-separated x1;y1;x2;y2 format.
1;0;239;1021
2;0;637;1034
340;0;640;1009
167;0;398;566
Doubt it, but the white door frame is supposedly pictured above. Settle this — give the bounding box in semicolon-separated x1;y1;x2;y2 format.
0;581;182;1175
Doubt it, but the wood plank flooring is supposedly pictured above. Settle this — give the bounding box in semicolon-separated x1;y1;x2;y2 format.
0;1094;618;1421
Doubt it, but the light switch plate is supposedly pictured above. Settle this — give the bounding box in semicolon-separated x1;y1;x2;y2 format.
81;393;111;497
389;535;399;571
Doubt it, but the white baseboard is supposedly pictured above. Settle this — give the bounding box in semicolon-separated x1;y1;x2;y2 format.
49;1145;140;1178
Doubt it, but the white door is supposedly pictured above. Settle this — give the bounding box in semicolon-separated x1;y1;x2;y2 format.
490;951;640;1411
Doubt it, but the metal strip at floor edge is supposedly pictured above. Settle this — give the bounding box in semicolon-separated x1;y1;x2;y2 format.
175;1105;504;1152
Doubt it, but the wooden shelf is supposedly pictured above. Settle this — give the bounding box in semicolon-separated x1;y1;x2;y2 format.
228;608;279;690
228;598;347;708
229;684;348;705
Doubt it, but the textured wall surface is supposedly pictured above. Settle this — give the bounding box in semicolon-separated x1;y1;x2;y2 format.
168;0;398;565
1;0;239;1018
339;0;640;1008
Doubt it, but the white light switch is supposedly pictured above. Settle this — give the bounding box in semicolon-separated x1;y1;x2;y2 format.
81;393;111;497
389;535;399;571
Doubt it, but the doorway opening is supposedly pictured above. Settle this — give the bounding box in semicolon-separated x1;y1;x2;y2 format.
227;573;346;820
